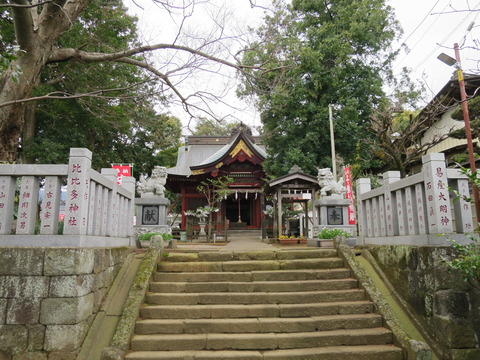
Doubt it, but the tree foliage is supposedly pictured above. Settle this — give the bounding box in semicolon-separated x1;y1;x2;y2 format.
193;118;241;136
0;0;263;162
239;0;402;176
450;96;480;141
1;0;182;173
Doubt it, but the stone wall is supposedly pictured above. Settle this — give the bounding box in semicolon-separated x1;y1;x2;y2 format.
0;247;129;360
366;245;480;359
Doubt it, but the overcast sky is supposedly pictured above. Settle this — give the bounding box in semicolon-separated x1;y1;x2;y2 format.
391;0;480;98
125;0;480;132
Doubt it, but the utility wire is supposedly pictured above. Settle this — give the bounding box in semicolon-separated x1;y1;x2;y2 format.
394;0;446;70
401;0;441;47
412;8;476;72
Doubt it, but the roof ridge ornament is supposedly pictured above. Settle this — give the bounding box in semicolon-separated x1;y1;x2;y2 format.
289;165;303;174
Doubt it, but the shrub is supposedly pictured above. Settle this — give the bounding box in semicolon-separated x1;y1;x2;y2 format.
317;228;350;239
443;235;480;290
137;232;159;242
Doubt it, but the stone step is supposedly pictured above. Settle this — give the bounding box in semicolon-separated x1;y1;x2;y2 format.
135;313;384;335
154;268;352;282
162;249;339;263
127;248;403;360
130;327;393;351
140;301;375;319
157;258;345;273
146;289;366;305
125;345;402;360
149;278;359;293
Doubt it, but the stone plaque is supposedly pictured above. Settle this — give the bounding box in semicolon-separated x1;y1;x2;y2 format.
142;205;159;225
327;206;343;225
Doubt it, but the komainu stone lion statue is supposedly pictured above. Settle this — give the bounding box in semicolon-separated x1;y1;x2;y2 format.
137;166;168;198
317;168;346;198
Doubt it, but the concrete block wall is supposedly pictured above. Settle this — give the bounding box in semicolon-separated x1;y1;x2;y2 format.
0;247;129;360
367;245;480;360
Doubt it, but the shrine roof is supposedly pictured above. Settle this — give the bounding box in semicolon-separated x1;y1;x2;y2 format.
267;165;319;190
195;132;266;168
166;130;266;177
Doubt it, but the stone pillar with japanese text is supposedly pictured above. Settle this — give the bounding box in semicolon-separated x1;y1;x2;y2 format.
0;176;16;235
64;148;92;235
422;153;453;234
450;175;474;233
16;176;39;235
40;176;62;235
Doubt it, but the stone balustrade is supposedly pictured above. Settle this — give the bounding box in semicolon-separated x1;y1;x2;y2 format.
356;153;474;245
0;148;135;247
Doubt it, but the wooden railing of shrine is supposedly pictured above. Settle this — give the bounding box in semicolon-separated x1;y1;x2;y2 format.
0;148;135;247
356;153;474;245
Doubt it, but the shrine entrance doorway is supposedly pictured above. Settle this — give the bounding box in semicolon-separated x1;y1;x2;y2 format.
224;194;261;229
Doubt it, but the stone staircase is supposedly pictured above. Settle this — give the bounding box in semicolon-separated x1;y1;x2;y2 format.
125;249;403;360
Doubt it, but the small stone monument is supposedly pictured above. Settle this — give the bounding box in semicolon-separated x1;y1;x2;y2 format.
310;168;355;246
134;167;171;247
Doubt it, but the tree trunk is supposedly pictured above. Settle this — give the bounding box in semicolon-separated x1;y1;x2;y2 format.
0;50;48;162
207;212;213;243
0;0;91;162
21;101;37;164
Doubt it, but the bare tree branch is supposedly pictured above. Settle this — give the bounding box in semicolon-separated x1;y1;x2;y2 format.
0;80;149;108
368;99;456;175
0;1;53;8
48;43;258;70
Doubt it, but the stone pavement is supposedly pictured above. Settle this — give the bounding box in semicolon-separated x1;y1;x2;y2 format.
175;230;284;252
220;233;278;252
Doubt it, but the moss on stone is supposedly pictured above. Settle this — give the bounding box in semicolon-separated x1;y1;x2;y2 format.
337;242;434;360
108;248;160;355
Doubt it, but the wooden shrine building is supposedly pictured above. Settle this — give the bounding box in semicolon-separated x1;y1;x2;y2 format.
266;166;320;238
166;126;267;231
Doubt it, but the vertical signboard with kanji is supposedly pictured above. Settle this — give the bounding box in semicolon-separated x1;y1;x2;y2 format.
344;166;356;225
422;153;453;234
112;164;133;185
40;176;61;235
16;176;39;235
453;178;473;232
64;148;92;235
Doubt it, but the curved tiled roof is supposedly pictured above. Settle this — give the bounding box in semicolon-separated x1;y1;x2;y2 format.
196;132;267;167
166;130;266;177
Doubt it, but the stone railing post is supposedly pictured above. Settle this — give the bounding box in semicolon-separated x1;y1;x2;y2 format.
101;168;119;237
450;175;474;233
383;171;401;236
40;176;62;235
122;176;136;237
64;148;92;235
0;176;16;234
422;153;453;234
16;176;40;235
356;178;371;238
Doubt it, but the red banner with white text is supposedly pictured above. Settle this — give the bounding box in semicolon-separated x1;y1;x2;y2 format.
112;164;133;185
344;166;356;225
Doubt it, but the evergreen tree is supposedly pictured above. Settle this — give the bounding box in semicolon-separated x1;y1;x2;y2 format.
240;0;401;176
